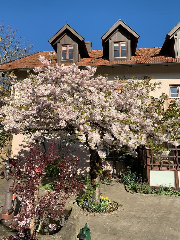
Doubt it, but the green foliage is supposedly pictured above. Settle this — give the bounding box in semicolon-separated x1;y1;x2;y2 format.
79;197;118;213
40;183;55;191
151;186;180;196
121;167;180;196
45;157;62;178
77;192;118;213
136;182;152;194
76;175;119;213
121;167;140;193
76;176;95;206
121;167;152;194
41;157;63;191
0;124;8;147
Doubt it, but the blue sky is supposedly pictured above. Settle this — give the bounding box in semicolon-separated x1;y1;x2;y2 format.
1;0;180;53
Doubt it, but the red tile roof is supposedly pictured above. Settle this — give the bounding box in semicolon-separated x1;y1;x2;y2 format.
0;47;180;71
0;52;57;70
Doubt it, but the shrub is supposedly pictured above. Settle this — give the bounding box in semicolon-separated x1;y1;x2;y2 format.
4;141;83;239
44;157;62;178
151;186;180;196
76;177;119;213
121;167;180;196
121;168;140;193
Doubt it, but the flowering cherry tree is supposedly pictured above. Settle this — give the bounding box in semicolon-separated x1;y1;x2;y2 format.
1;56;180;200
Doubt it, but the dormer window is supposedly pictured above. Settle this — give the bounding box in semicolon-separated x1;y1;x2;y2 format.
101;20;139;61
114;42;127;58
49;24;89;63
61;45;74;60
160;22;180;58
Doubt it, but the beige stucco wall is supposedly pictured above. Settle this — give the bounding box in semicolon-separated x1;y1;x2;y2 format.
95;63;180;98
14;63;180;99
12;134;26;157
11;134;91;174
150;78;180;98
11;134;112;176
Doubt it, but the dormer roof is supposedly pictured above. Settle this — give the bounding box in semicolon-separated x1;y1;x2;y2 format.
101;20;140;61
48;23;89;62
101;19;140;41
167;22;180;38
160;22;180;57
48;23;84;48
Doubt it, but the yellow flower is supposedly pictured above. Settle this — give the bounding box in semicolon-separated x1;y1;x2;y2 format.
100;196;108;201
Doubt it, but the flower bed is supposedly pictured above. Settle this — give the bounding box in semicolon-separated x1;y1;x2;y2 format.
77;196;119;213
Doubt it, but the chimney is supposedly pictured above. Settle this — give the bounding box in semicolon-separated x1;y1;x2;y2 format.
85;42;92;53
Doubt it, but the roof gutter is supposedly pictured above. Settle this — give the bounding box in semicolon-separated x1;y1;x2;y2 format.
94;61;180;68
0;68;34;72
1;61;180;72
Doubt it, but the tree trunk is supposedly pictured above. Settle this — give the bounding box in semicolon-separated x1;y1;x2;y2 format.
89;148;102;201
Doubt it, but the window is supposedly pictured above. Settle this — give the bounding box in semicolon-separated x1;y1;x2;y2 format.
170;86;180;98
61;45;73;60
114;42;127;58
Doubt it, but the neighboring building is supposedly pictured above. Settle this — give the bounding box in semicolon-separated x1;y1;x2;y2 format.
1;20;180;187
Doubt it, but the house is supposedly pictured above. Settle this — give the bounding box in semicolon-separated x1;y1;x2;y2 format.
1;20;180;188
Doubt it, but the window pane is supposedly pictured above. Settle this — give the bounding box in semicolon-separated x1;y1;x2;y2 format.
62;52;66;59
121;43;126;50
114;43;119;50
170;87;179;97
114;50;119;57
121;50;126;57
62;45;67;59
69;46;73;52
170;87;178;94
69;52;73;59
171;93;178;97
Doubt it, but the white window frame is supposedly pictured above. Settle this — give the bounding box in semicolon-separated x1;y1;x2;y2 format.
113;42;127;58
61;45;74;60
169;85;180;98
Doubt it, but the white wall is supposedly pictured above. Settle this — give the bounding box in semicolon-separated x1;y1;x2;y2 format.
150;170;175;187
96;63;180;98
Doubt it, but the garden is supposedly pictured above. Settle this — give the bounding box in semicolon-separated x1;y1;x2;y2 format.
1;57;180;239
